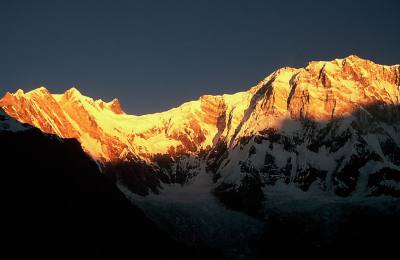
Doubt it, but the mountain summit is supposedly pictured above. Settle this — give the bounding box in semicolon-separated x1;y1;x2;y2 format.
1;55;399;161
1;55;400;203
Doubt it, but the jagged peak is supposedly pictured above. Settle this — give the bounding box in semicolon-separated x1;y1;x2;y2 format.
64;87;82;96
248;66;299;94
62;87;84;101
15;89;25;96
298;54;400;81
1;87;50;101
261;66;299;82
275;66;298;74
107;98;124;114
95;99;106;108
344;54;363;61
200;94;223;102
305;55;398;72
108;98;120;105
26;86;50;96
305;55;367;67
1;89;24;102
341;54;390;66
341;55;377;67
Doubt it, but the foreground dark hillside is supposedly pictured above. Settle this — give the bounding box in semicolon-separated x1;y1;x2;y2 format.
0;120;213;258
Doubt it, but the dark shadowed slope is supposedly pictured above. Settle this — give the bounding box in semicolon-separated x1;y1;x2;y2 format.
0;109;215;259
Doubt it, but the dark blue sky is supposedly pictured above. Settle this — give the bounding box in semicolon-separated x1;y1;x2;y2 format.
1;0;399;114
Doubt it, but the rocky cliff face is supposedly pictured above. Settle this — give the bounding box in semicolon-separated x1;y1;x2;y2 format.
1;55;400;211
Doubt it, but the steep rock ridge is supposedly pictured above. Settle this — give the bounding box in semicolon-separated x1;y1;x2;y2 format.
287;55;400;120
226;55;400;146
207;56;400;214
1;87;227;161
1;55;400;206
1;87;79;138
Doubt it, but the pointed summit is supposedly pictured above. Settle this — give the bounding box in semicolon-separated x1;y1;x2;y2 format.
0;89;24;105
27;86;50;96
15;89;25;97
344;54;364;61
63;87;83;100
107;98;124;114
65;87;82;95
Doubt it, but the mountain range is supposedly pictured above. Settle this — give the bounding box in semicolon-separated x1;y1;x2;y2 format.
1;55;400;257
1;55;399;213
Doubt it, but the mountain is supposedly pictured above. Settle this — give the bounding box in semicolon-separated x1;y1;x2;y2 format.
1;55;400;214
0;85;231;161
0;109;215;259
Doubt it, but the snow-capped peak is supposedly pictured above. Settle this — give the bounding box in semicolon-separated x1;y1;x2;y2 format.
63;87;83;100
15;89;25;97
107;98;124;114
27;86;50;96
1;56;399;163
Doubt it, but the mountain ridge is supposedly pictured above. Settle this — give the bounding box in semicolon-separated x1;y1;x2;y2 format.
1;55;400;206
2;55;399;161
